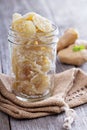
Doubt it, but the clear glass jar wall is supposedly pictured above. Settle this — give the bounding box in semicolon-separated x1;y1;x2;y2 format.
8;25;58;101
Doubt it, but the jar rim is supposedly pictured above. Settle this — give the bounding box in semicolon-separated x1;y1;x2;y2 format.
8;23;59;45
9;23;59;34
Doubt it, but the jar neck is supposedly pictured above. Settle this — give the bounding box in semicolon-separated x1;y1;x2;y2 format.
8;25;59;45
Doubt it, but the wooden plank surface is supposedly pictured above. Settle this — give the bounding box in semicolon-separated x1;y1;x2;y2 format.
0;40;10;130
0;0;87;130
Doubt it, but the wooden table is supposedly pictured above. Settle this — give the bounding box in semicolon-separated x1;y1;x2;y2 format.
0;0;87;130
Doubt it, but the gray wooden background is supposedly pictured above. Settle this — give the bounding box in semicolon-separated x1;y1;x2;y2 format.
0;0;87;130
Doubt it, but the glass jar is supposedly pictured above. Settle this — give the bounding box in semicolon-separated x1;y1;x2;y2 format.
8;24;58;101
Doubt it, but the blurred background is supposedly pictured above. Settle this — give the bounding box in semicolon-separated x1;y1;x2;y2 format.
0;0;87;73
1;0;87;38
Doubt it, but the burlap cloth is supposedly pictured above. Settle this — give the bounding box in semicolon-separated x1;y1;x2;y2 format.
0;68;87;129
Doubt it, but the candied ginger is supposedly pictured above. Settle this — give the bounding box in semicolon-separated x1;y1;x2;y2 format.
11;12;54;96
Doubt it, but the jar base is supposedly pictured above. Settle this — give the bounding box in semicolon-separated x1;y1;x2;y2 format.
12;90;51;102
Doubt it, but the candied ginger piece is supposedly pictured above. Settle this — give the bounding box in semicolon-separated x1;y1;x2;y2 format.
13;80;37;95
12;19;36;36
23;12;36;20
12;13;22;22
33;14;53;32
37;56;51;72
37;32;54;44
31;74;50;94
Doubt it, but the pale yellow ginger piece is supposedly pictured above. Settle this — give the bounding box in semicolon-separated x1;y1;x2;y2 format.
13;80;37;95
12;13;22;22
17;63;32;80
23;12;36;20
41;64;50;72
20;81;36;95
12;17;25;32
33;14;53;32
36;76;50;94
26;39;35;45
37;56;51;72
37;32;54;44
31;74;50;94
12;18;36;36
12;13;36;44
27;40;39;45
41;46;53;59
14;59;42;80
34;41;38;45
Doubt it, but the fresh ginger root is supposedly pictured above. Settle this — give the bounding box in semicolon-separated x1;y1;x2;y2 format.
58;44;87;66
57;28;87;66
57;28;79;51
